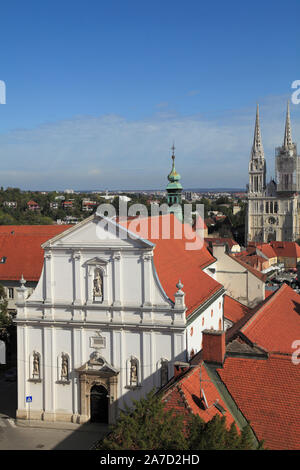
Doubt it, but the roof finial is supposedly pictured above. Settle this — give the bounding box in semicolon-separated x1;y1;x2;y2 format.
171;144;175;165
284;100;292;149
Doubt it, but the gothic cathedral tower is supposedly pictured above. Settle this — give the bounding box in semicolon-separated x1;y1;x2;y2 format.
248;104;266;196
246;102;300;244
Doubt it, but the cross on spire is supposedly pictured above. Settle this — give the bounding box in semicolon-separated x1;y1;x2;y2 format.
171;142;175;158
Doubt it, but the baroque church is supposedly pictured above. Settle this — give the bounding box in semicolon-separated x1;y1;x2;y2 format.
15;152;225;425
246;102;300;243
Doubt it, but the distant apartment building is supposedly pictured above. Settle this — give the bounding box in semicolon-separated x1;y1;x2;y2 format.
49;202;59;210
3;201;17;209
62;200;74;210
82;199;97;212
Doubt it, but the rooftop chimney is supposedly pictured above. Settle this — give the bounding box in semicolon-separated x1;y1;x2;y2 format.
173;361;189;378
202;329;226;366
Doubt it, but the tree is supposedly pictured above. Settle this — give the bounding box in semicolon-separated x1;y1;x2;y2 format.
96;389;188;450
95;390;262;451
0;284;13;342
187;414;259;450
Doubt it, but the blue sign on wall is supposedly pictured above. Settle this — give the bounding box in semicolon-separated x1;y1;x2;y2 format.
26;396;32;403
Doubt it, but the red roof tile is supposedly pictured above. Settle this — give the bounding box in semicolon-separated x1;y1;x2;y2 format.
270;241;300;259
241;283;300;354
119;214;223;316
218;354;300;450
223;295;250;324
163;363;236;427
205;238;239;250
0;225;72;281
256;244;277;259
228;254;267;282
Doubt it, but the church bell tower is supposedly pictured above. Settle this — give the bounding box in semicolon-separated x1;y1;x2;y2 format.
248;104;266;195
275;100;300;193
166;144;183;205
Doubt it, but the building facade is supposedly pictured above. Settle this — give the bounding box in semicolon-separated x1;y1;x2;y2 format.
246;102;300;243
15;213;225;424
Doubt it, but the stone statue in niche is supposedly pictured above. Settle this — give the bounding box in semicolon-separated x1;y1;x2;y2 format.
93;268;103;300
32;352;40;378
61;353;69;381
161;359;168;386
130;358;138;386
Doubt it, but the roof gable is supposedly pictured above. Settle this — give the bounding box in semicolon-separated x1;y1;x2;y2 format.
241;283;300;354
42;214;154;250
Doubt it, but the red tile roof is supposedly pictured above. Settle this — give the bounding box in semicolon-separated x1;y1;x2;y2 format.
119;214;223;316
0;225;72;281
163;362;236;427
270;241;300;259
228;254;267;282
241;283;300;354
217;354;300;450
27;200;39;206
223;295;250;324
256;244;277;259
205;237;239;250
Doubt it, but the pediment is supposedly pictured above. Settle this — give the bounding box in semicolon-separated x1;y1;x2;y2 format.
42;214;154;250
84;257;108;266
76;354;119;376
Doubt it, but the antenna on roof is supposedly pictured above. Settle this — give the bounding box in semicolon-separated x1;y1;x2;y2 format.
201;388;209;409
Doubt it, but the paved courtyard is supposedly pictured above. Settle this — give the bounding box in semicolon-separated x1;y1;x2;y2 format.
0;370;108;450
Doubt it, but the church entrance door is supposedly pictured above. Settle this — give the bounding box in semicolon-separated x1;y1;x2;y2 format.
90;385;109;423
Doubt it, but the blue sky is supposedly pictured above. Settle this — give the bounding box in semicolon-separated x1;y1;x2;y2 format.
0;0;300;190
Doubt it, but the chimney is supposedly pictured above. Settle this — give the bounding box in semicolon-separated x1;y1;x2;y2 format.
202;329;226;365
173;361;189;378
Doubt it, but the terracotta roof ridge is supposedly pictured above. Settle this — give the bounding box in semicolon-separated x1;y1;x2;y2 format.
268;351;294;359
228;253;267;281
240;283;288;334
224;294;250;309
176;384;194;414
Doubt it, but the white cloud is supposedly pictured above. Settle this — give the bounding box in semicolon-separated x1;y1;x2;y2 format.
0;94;299;190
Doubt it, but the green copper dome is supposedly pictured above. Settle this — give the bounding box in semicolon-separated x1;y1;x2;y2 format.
167;155;182;189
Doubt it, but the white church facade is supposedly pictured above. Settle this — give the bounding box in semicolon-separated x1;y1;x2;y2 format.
15;212;225;424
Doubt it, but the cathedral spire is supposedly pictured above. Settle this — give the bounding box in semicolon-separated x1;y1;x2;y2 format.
283;100;293;149
251;103;264;159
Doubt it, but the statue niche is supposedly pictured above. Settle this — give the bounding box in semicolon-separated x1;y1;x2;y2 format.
32;351;40;380
93;268;103;302
61;353;69;381
130;357;138;387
